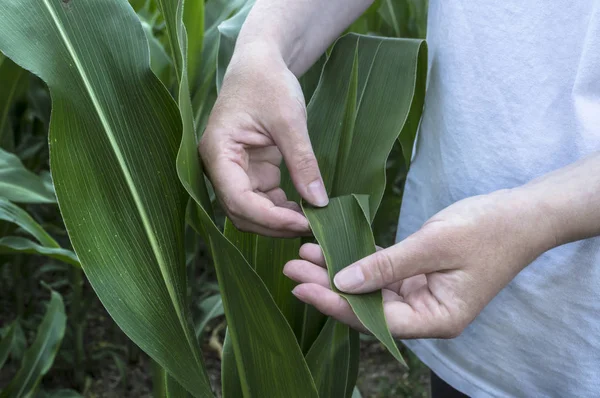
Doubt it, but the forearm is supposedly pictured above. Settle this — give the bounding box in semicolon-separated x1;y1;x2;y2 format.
236;0;373;75
516;152;600;248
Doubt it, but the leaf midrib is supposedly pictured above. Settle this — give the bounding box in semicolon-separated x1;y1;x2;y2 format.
41;0;188;336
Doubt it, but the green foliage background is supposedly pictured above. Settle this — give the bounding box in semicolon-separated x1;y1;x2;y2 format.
0;0;428;397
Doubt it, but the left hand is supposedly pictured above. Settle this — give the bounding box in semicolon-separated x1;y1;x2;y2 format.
284;188;558;338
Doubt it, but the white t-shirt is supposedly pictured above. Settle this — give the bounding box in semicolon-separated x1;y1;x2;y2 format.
397;1;600;397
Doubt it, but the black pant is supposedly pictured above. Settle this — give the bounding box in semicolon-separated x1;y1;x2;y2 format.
431;371;470;398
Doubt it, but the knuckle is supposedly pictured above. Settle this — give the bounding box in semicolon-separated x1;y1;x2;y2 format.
293;151;319;177
370;251;397;284
222;195;242;219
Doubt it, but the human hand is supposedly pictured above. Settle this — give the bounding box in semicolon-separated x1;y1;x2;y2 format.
199;43;328;237
284;189;558;338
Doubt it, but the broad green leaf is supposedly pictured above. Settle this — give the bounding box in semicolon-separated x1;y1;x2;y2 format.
0;199;59;247
0;1;211;396
379;0;405;37
297;34;426;369
352;387;363;398
182;0;204;91
254;236;304;335
346;330;361;398
0;291;66;398
161;0;319;395
0;149;55;204
304;195;406;366
299;54;327;105
140;17;174;87
220;331;242;398
300;304;328;354
305;318;351;398
0;237;79;267
0;321;17;369
0;199;79;266
304;34;427;218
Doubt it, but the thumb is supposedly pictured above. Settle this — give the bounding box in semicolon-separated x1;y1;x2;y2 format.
271;105;328;207
334;232;440;293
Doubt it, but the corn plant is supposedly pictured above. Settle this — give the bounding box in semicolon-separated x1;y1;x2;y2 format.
0;0;426;396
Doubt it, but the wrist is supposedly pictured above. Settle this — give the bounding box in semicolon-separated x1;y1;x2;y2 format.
502;186;560;254
236;17;305;74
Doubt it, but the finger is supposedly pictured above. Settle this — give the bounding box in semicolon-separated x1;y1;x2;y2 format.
268;101;329;207
228;191;310;235
383;293;460;339
248;161;280;192
292;283;367;332
299;243;326;267
283;260;330;287
248;146;281;165
209;154;309;235
263;188;302;214
333;231;441;293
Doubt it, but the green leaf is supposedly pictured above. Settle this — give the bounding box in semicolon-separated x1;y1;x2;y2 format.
0;321;18;369
182;0;204;91
305;318;352;398
140;16;174;87
0;1;212;396
194;294;224;339
0;199;59;247
160;0;319;395
220;331;242;398
0;291;66;398
253;236;305;335
304;195;406;366
0;237;79;267
298;34;426;368
0;199;80;266
0;149;55;204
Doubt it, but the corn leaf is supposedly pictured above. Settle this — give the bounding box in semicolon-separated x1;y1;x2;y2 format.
194;294;224;339
305;318;352;398
299;33;426;372
0;199;58;247
182;0;204;92
140;16;173;87
0;291;66;398
158;0;318;396
0;1;213;395
0;149;55;204
304;195;406;366
0;237;79;267
0;199;80;266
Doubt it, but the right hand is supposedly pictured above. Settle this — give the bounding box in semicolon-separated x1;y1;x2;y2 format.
199;43;328;237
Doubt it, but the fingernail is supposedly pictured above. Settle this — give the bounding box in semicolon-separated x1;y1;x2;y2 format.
291;287;304;299
334;266;365;291
307;180;329;207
